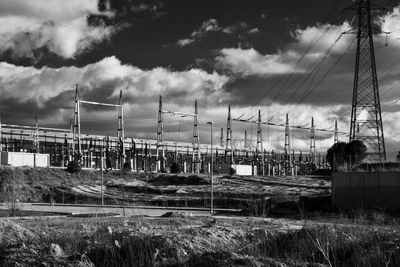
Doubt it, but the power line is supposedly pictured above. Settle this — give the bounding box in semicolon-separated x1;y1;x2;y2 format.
291;36;356;112
236;0;346;120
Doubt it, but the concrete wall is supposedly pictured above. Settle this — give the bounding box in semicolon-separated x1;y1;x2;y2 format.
332;172;400;211
1;152;50;167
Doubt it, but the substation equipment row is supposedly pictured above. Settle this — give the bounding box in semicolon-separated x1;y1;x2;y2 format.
0;88;334;175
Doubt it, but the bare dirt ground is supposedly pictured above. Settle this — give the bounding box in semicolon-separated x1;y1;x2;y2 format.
0;167;331;215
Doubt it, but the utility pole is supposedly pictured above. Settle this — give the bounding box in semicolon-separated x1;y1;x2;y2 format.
256;110;263;175
207;121;214;214
156;95;164;172
284;114;291;175
34;114;40;153
334;120;339;144
345;0;386;161
0;113;2;152
220;128;224;147
117;90;125;170
256;110;262;155
100;139;104;206
72;84;81;162
192;100;200;173
226;105;233;163
244;130;248;149
310;117;316;167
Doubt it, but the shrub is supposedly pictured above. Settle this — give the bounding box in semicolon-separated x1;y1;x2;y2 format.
170;162;181;174
67;160;81;173
123;162;131;172
229;167;236;176
4;171;23;216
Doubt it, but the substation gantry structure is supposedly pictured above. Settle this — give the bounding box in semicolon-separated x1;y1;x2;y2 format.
232;107;345;176
72;84;125;169
157;96;201;174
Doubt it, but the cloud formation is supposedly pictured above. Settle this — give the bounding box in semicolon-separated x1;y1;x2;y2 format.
0;56;230;130
215;47;303;76
177;19;249;47
215;22;351;77
0;0;117;59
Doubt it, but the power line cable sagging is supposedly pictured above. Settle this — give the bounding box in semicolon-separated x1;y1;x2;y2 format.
237;0;347;121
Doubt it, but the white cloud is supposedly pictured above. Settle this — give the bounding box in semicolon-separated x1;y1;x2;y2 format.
0;0;102;21
0;55;230;122
177;19;220;47
216;22;352;77
0;0;116;58
380;6;400;40
222;22;248;34
177;38;195;47
177;19;249;47
215;47;303;76
290;22;352;55
247;28;260;34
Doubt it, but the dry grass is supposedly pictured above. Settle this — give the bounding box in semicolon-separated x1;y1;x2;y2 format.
0;213;400;266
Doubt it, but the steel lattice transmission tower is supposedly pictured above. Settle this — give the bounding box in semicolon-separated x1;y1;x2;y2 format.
156;95;165;171
256;110;262;155
346;0;386;161
192;100;200;173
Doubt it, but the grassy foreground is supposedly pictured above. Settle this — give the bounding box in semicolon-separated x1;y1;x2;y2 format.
1;213;400;266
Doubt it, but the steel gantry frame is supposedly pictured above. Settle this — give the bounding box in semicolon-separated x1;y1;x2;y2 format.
159;100;201;174
72;85;125;168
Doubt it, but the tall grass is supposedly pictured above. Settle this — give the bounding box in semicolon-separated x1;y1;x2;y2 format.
245;224;400;266
2;211;400;266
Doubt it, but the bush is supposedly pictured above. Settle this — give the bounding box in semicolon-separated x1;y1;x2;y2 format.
170;162;181;174
67;160;81;173
123;162;131;171
229;167;236;176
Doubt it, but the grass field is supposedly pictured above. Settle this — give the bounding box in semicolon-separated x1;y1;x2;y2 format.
1;212;400;266
2;166;398;266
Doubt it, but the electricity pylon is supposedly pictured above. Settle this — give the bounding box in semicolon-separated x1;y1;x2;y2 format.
284;114;291;171
117;90;125;169
345;0;386;161
310;117;315;166
192;100;200;173
226;105;233;163
156;95;165;170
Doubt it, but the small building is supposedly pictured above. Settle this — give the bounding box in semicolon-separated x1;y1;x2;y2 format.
215;163;255;176
1;151;50;167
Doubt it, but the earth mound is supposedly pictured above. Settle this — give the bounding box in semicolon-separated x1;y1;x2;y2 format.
149;174;209;186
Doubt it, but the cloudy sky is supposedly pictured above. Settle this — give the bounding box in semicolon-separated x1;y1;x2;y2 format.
1;0;400;159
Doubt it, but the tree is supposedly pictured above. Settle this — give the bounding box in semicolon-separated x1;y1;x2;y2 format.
326;142;347;169
67;160;81;173
170;162;181;174
326;140;367;170
345;140;367;166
